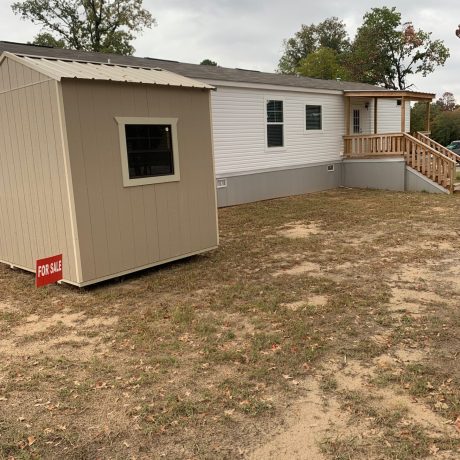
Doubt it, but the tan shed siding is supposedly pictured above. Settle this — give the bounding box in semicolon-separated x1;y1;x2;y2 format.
0;57;77;281
61;80;218;283
0;57;47;92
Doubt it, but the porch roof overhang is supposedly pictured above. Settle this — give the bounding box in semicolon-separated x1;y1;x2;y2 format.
343;89;435;101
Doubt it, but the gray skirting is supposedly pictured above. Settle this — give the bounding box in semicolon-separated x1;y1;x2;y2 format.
216;162;342;207
215;159;446;207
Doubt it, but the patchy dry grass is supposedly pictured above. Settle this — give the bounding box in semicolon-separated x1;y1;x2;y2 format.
1;189;460;459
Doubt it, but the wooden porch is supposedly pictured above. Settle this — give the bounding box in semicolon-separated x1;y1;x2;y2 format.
343;132;459;193
342;90;460;194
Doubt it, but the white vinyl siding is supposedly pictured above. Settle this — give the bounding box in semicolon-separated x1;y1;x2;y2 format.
370;98;411;133
210;86;344;175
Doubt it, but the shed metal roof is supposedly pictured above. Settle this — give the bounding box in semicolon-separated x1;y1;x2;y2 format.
0;51;214;90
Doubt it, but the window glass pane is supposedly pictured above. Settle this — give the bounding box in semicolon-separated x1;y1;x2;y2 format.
267;100;283;123
353;109;360;134
305;105;322;130
267;124;283;147
125;124;174;179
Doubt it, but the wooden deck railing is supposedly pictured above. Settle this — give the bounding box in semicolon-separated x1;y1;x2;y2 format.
344;132;457;193
414;131;460;164
343;133;404;157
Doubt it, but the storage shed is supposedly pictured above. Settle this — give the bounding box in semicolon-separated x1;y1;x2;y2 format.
0;51;218;286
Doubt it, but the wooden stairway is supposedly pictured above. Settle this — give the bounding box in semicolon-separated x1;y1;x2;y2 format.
414;132;460;194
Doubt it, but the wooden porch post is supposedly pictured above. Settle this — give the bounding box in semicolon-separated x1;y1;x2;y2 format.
426;101;431;133
400;97;406;133
344;96;350;135
374;97;378;134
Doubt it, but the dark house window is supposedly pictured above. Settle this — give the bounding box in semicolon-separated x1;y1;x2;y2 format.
125;124;174;179
266;100;284;147
305;105;322;130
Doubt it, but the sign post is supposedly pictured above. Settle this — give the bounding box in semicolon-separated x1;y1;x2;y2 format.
36;254;63;287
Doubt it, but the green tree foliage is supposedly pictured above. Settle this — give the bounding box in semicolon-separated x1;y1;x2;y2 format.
279;8;449;87
349;7;449;89
410;102;441;133
200;59;217;66
435;92;458;111
11;0;155;55
278;17;349;74
431;110;460;145
411;92;460;145
30;31;65;48
296;47;349;80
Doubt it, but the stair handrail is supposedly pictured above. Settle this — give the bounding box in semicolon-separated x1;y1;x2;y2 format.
415;131;460;164
403;133;456;193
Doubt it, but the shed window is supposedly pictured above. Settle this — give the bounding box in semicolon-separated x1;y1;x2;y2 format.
305;105;322;130
125;124;174;179
116;117;180;187
266;100;284;147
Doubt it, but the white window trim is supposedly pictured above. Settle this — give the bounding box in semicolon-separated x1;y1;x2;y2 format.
304;104;323;134
116;116;180;187
264;96;286;152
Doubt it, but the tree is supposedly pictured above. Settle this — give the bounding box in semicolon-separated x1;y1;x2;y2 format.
200;59;217;66
296;47;349;80
431;109;460;145
410;101;441;133
435;92;458;112
348;7;449;89
30;32;65;48
278;17;350;74
11;0;155;55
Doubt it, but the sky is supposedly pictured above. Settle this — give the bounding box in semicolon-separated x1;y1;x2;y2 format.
1;0;460;99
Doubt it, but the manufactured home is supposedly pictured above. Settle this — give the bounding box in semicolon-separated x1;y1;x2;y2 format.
0;51;218;286
0;42;458;209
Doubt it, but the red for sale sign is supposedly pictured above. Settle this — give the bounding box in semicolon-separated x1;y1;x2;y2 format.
36;254;63;287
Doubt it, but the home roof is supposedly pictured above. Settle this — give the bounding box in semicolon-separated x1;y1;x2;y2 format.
344;89;435;101
0;50;214;90
0;41;389;93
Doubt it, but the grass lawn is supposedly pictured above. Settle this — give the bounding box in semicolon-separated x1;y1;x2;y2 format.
1;189;459;459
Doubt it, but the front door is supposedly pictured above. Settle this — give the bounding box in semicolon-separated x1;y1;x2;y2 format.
352;107;361;134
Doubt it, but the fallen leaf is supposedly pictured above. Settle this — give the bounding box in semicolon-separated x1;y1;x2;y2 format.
282;374;293;380
435;401;448;410
429;444;439;455
224;409;235;416
27;435;36;446
455;416;460;433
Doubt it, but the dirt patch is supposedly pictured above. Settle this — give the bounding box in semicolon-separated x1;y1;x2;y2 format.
331;359;457;439
281;300;306;311
273;261;321;277
248;379;345;460
394;347;427;364
282;295;327;312
0;309;118;359
13;310;118;337
309;295;328;308
278;221;321;239
0;300;17;313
